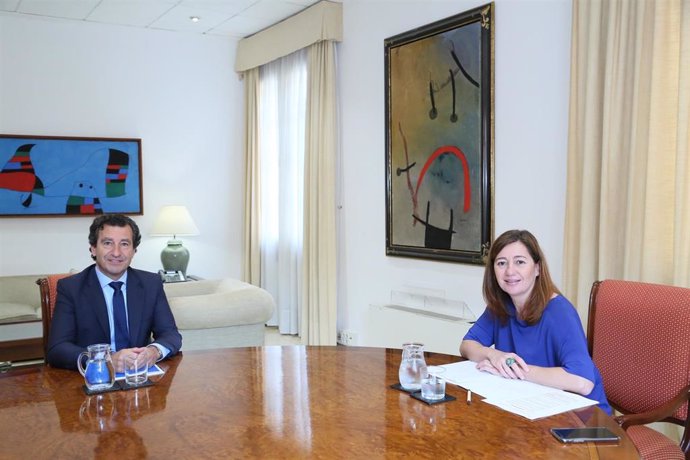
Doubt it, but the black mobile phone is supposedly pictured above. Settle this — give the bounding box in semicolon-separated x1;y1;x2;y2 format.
550;427;620;443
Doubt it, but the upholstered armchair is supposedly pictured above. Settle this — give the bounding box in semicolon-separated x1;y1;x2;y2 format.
588;279;690;460
36;273;72;356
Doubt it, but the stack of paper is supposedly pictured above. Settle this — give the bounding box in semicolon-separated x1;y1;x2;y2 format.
432;361;598;420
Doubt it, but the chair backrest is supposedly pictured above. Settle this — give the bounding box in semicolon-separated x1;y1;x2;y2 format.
36;274;71;357
588;279;690;424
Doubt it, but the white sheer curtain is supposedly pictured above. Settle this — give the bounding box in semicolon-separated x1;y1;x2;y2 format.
258;49;307;334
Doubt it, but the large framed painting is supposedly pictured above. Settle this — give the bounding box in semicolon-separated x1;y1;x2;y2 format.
385;3;494;264
0;134;142;217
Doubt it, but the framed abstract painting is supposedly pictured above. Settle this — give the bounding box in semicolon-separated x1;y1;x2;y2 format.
385;3;494;264
0;134;142;217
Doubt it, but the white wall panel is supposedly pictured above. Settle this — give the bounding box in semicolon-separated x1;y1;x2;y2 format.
0;16;243;280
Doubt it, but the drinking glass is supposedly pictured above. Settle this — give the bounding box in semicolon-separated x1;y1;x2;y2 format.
125;355;148;386
420;374;445;401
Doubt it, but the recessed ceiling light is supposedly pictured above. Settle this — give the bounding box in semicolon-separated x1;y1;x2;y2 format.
189;16;200;23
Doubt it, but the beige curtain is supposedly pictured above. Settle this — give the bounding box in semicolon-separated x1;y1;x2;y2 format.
301;40;338;345
242;68;262;286
235;1;342;72
564;0;690;325
239;2;341;343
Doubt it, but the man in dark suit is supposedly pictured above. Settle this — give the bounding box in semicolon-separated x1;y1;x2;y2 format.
47;214;182;371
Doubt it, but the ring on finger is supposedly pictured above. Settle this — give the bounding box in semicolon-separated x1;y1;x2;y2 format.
505;357;516;366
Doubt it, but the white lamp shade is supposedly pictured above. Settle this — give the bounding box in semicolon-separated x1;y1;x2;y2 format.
150;206;200;237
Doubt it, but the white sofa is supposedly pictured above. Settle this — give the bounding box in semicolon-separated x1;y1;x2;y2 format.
0;275;44;324
0;274;45;362
164;278;275;350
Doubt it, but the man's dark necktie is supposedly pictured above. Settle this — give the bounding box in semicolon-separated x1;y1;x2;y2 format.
109;281;130;350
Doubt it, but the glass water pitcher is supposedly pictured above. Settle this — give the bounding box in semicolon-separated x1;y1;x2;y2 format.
398;342;427;391
77;343;116;391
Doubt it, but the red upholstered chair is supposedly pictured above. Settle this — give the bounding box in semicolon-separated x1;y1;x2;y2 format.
36;273;71;357
588;279;690;460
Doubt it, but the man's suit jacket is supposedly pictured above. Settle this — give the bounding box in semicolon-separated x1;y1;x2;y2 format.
46;264;182;370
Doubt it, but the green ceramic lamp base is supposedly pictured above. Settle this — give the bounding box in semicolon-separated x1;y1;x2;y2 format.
160;240;190;276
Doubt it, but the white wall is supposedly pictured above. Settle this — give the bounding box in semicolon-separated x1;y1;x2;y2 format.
0;15;243;280
0;0;573;350
338;0;572;347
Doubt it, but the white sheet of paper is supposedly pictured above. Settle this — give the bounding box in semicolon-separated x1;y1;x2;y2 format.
483;391;598;420
437;361;598;420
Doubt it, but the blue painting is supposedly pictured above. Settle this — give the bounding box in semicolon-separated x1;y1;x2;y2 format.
0;135;142;217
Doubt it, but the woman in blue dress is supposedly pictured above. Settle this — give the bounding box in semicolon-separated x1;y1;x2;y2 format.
460;229;611;415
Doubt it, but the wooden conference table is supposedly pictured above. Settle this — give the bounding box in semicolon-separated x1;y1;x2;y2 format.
0;346;638;459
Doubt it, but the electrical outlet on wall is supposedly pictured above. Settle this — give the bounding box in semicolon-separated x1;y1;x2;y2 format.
337;330;357;346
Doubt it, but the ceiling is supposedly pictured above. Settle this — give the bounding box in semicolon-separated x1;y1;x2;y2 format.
0;0;332;39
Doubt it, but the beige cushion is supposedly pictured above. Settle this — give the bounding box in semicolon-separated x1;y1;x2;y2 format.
0;302;39;321
165;279;275;330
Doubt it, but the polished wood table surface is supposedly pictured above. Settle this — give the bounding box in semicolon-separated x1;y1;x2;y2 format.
0;346;639;459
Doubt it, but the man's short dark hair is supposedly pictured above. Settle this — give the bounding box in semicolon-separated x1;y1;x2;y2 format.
88;214;142;249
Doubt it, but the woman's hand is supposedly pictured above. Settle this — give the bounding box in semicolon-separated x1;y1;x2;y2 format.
461;340;529;380
475;358;501;376
478;350;529;380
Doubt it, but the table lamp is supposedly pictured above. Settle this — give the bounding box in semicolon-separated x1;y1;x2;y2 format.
150;205;200;276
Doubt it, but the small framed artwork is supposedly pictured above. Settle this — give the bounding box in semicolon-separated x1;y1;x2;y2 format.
0;134;143;217
385;3;494;264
